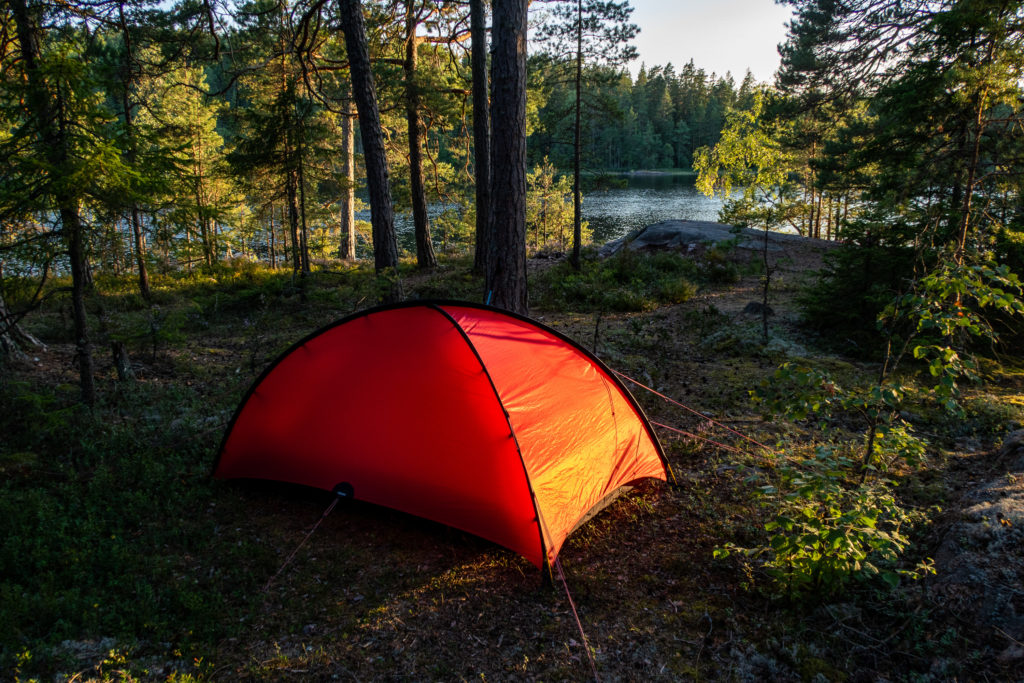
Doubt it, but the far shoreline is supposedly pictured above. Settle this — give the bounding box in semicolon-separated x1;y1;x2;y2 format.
623;169;697;177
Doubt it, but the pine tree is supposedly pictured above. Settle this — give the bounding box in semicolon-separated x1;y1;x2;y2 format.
2;0;135;404
486;0;528;313
535;0;638;269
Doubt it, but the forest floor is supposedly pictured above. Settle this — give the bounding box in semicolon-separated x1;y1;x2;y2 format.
2;234;1024;682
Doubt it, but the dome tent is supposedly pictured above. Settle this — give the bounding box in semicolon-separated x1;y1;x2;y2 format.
215;301;672;569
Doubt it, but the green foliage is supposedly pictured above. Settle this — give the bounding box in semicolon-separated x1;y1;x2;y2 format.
526;158;581;252
752;362;928;471
733;247;1023;599
716;447;934;598
882;256;1024;413
532;249;698;312
798;242;918;355
528;59;745;172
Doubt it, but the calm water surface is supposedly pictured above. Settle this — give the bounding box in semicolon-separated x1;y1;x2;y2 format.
584;173;725;243
377;173;725;250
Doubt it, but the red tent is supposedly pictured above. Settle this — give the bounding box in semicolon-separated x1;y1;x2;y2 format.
215;301;671;569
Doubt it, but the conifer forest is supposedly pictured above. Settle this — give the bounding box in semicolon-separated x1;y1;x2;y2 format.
3;1;1024;680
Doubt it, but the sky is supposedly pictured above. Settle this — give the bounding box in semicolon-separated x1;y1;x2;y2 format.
628;0;795;83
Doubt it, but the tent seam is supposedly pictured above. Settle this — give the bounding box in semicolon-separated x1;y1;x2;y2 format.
425;303;551;569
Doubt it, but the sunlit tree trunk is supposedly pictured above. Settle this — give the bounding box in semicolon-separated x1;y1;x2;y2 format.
339;97;357;260
570;0;583;269
404;0;437;269
338;0;400;287
470;0;491;274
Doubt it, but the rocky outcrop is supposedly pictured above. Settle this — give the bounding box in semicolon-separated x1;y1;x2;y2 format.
929;430;1024;664
598;219;833;257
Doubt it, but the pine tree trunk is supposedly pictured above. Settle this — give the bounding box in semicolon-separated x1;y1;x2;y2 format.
63;205;97;405
570;0;583;270
470;0;491;274
956;93;987;263
11;0;95;404
485;0;529;314
339;98;356;260
298;152;311;274
130;208;150;299
116;4;150;299
286;165;301;273
339;0;400;285
405;1;437;270
269;206;277;269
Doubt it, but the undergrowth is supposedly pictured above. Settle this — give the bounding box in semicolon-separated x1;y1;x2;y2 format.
0;379;265;676
533;249;700;311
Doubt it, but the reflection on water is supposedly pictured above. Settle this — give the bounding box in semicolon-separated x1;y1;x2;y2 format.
362;173;725;251
584;173;725;243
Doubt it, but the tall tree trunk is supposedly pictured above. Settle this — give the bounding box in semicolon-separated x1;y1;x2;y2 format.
485;0;529;314
116;0;151;299
338;0;401;287
470;0;491;274
280;204;290;267
129;208;150;298
956;93;987;264
63;204;97;405
814;191;824;240
339;97;357;260
298;151;311;274
404;1;437;270
286;163;301;273
269;205;278;269
11;0;95;404
570;0;583;270
116;29;151;299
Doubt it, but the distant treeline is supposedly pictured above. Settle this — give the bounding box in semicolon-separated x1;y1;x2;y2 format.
529;60;758;173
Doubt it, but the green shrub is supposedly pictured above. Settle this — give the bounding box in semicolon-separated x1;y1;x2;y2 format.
715;447;934;598
798;243;917;356
532;249;699;312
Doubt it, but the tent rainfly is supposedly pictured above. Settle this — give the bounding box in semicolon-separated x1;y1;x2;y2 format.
214;301;672;569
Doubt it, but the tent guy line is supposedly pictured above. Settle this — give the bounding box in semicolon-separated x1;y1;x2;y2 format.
555;556;601;682
610;368;776;454
649;420;751;457
262;494;341;593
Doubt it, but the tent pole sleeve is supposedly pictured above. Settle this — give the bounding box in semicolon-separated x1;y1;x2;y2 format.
426;303;551;568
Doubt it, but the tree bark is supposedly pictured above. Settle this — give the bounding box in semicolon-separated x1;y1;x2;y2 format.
286;163;301;273
485;0;529;314
11;0;96;404
338;0;400;283
339;96;357;260
115;5;151;300
570;0;583;270
470;0;491;274
298;151;311;274
404;0;437;270
269;205;278;268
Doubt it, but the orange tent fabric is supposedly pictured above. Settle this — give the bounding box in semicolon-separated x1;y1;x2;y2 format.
215;301;670;568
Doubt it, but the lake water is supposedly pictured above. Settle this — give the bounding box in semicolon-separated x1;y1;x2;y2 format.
583;173;725;243
374;173;726;250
